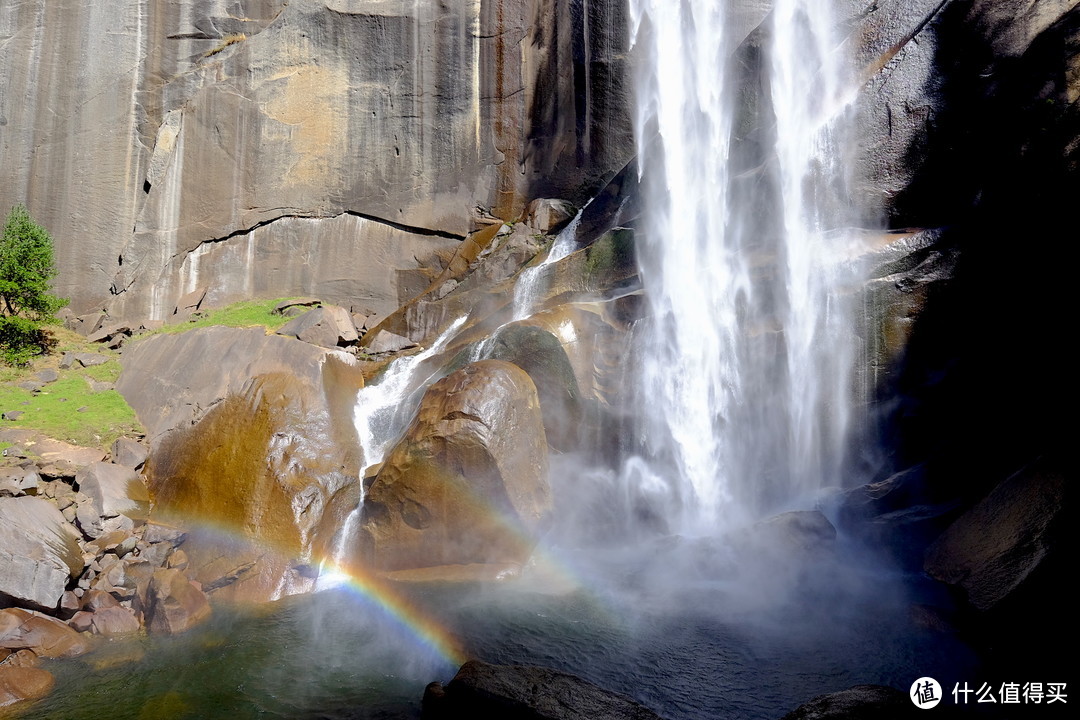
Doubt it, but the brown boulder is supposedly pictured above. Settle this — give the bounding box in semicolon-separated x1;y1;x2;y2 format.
120;326;366;603
361;360;551;575
145;569;211;635
0;666;55;710
0;608;93;658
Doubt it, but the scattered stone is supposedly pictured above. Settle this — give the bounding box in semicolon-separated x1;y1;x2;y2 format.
74;312;107;337
87;322;131;345
58;353;76;370
30;438;107;479
142;522;186;546
0;665;55;710
72;353;110;368
364;329;418;354
275;305;359;348
0;497;84;610
421;660;665;720
16;382;42;393
76;406;88;412
273;297;322;316
0;608;93;658
779;685;915;720
111;437;148;469
145;568;212;635
0;649;39;668
33;369;59;384
173;287;207;319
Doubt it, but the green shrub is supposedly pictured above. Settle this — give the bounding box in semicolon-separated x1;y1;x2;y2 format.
0;205;68;365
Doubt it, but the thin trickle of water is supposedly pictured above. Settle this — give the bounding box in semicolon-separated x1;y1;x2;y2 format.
628;0;864;531
324;317;469;571
353;317;468;475
512;208;585;320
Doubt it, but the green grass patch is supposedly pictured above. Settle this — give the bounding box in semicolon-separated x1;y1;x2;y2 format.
145;298;298;336
0;369;142;448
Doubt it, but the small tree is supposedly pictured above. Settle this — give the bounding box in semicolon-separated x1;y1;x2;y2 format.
0;205;68;365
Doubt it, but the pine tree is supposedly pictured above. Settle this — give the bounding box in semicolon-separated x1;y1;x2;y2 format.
0;205;68;365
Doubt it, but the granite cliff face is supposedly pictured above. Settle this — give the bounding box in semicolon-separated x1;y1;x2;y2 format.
1;0;632;321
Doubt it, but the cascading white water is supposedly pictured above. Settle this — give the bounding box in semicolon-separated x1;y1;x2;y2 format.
628;0;862;531
512;208;586;320
322;317;469;575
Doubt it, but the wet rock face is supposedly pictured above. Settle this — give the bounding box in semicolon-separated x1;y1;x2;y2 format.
1;0;632;319
361;360;552;576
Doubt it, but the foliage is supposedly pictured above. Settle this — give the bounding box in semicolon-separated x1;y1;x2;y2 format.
0;205;68;365
142;297;299;336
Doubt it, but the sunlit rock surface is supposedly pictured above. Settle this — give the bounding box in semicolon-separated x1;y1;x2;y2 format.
118;326;366;602
361;360;551;577
0;498;84;611
0;0;632;319
0;608;93;659
0;665;55;711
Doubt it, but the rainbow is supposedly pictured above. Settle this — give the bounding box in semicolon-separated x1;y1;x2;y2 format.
311;554;467;667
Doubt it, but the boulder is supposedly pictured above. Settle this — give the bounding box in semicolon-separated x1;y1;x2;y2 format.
364;330;419;355
111;437;149;469
522;198;576;234
275;305;359;348
75;462;150;524
134;333;366;602
89;606;142;636
924;459;1066;611
780;685;916;720
274;297;322;315
0;666;55;710
421;660;665;720
0;497;84;611
360;360;552;576
0;608;92;658
145;569;212;635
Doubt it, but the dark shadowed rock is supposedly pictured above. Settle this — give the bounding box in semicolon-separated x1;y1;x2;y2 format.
779;685;916;720
274;297;322;315
361;361;551;577
275;305;359;348
924;458;1066;611
422;660;665;720
0;497;84;611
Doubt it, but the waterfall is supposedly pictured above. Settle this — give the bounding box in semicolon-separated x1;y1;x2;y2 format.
628;0;862;531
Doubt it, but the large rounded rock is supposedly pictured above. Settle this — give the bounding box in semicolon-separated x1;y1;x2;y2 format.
360;360;551;577
0;497;84;611
121;326;366;603
0;665;55;711
924;459;1066;611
